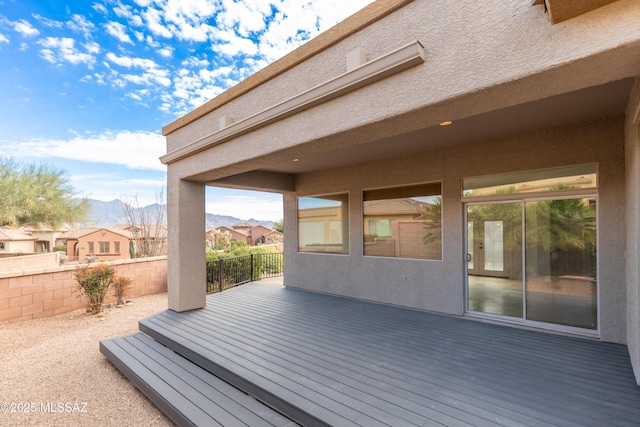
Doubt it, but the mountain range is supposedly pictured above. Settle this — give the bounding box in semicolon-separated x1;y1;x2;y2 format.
85;199;275;230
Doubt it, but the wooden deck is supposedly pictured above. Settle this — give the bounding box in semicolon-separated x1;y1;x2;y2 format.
103;283;640;426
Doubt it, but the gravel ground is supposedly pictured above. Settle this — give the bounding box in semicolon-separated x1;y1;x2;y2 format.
0;293;175;427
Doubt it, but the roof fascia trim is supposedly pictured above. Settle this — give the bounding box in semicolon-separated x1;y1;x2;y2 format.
161;40;425;165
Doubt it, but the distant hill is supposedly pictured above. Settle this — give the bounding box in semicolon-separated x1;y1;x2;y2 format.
84;199;274;229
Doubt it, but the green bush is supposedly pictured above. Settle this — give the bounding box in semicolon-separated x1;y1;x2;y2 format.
53;245;67;253
74;263;115;314
205;245;282;292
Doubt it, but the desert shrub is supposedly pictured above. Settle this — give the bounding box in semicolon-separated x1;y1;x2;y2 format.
74;264;115;314
83;255;99;264
53;245;67;253
112;276;132;306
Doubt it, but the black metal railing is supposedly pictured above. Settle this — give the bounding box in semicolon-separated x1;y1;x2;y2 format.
206;252;283;294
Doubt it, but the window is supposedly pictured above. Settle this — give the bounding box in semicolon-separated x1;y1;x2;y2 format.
368;220;391;237
463;164;597;198
114;241;120;254
298;193;349;254
0;242;4;250
363;183;442;260
99;242;110;254
88;242;94;253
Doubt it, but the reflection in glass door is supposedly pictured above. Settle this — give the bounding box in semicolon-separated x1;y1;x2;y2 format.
525;198;597;329
466;198;597;330
467;203;523;318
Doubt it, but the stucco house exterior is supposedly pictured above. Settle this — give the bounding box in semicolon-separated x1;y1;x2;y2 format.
59;228;132;261
0;227;37;255
23;224;73;253
208;223;283;247
159;0;640;385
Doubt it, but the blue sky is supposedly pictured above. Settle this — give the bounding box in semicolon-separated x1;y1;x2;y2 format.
0;0;374;221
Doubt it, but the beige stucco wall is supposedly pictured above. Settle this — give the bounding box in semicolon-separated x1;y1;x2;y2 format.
164;0;640;184
626;79;640;383
0;240;36;254
284;116;626;343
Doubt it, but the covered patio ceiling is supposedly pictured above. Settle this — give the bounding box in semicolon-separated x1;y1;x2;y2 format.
204;78;633;191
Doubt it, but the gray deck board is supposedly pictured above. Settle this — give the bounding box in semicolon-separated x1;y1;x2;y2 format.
100;333;295;427
137;283;640;427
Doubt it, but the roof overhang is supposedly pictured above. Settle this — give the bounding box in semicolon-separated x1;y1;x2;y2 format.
539;0;622;24
195;77;634;192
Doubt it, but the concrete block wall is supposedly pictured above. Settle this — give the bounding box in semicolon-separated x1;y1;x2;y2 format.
0;252;61;273
0;256;167;324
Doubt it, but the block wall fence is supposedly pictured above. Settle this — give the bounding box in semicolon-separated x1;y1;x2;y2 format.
0;256;167;324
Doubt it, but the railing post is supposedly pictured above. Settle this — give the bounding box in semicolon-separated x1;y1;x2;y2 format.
250;254;254;282
218;258;223;292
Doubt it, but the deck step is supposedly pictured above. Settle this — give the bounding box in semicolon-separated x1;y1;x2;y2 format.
100;333;296;427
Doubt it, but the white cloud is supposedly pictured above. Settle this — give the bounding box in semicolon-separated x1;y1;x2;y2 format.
206;189;283;222
37;37;98;67
106;52;157;69
133;0;153;7
127;92;143;101
212;28;258;57
92;3;108;15
33;14;64;29
4;130;167;171
113;3;133;19
145;35;160;47
157;46;174;58
131;15;144;27
106;52;171;87
105;21;134;44
67;14;95;39
14;19;39;37
0;33;8;44
216;0;271;36
143;7;172;39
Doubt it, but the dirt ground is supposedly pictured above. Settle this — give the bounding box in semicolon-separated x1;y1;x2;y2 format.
0;293;175;427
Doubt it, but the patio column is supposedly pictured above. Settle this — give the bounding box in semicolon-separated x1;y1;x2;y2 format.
626;77;640;385
167;174;206;312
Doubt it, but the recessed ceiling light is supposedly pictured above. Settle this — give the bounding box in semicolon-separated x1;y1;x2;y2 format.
439;120;453;126
292;158;300;162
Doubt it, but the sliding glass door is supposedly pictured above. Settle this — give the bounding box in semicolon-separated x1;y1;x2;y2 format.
524;198;597;329
467;202;523;318
466;197;597;330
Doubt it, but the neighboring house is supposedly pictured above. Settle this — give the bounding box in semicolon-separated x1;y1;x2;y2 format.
207;223;284;247
0;227;37;255
159;0;640;385
113;224;168;257
59;228;131;261
251;225;283;245
22;224;73;253
208;225;249;246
